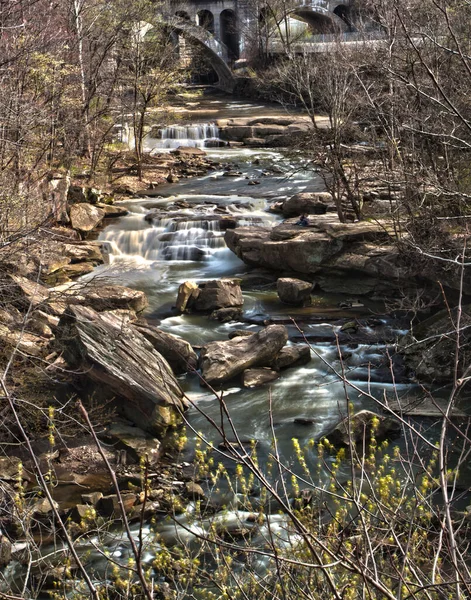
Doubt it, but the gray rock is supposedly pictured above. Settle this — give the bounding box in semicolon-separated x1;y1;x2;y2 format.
134;324;197;375
277;278;313;306
56;306;188;436
401;305;471;383
199;325;288;385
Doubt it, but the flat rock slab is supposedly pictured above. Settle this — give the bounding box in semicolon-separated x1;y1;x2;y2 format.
199;324;288;385
57;306;188;436
52;283;148;313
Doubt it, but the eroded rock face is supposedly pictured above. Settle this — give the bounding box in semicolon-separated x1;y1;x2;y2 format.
69;203;105;235
277;278;313;306
56;306;188;436
134;323;197;375
199;325;288;385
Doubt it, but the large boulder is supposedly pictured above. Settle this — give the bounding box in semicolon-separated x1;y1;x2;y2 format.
277;278;313;306
69;203;105;236
282;192;334;217
134;324;197;375
323;410;401;448
199;325;288;385
56;306;188;436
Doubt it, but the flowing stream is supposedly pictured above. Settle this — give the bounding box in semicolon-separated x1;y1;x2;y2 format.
4;96;424;598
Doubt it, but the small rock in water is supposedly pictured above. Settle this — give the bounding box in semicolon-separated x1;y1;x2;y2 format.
243;368;279;388
248;180;261;186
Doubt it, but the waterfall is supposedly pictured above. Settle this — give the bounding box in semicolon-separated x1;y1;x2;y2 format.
100;215;227;262
149;123;223;149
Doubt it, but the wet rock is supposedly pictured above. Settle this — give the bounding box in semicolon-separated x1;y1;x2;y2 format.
69;203;105;236
192;279;243;312
282;192;334;217
56;306;188;436
176;281;199;313
199;324;288;385
323;410;401;447
244;137;266;147
104;423;162;465
340;321;359;333
133;323;197;375
210;307;243;323
271;345;311;370
223;170;242;177
277;278;313;306
243;368;279;388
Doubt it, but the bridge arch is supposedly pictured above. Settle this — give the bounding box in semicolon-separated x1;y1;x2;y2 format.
167;17;236;92
291;6;349;33
197;9;215;35
220;9;239;60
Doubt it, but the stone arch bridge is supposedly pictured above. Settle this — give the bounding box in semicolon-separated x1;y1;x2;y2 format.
165;1;356;91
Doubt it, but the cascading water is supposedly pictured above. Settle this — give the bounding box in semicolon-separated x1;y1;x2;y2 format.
148;123;223;149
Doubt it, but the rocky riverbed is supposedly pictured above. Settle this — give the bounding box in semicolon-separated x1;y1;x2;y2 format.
0;94;469;597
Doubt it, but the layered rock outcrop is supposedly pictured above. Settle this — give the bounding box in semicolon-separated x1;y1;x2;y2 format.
56;306;188;436
225;216;403;295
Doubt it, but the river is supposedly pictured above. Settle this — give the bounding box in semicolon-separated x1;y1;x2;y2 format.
4;93;425;598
